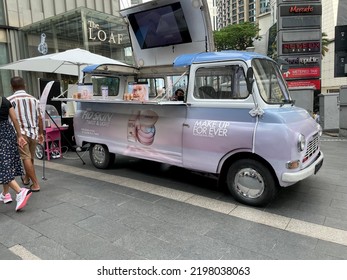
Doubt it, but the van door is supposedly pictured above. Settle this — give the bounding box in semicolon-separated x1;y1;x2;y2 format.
182;63;256;173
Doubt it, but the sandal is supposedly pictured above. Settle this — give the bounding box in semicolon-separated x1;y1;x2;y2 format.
21;176;30;186
30;184;40;192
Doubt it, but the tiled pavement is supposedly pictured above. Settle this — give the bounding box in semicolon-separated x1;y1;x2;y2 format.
1;134;347;260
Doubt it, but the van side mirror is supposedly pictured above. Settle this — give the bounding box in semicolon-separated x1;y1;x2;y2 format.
277;58;289;73
246;67;254;94
280;64;289;73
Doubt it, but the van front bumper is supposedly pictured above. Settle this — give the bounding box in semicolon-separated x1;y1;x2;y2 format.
282;151;324;183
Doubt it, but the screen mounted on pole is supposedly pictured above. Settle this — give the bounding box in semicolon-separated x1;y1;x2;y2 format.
127;2;192;49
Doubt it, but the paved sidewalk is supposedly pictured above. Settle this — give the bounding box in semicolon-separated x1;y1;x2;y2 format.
0;134;347;260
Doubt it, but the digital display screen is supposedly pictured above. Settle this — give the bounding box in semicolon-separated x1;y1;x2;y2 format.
128;2;192;49
282;42;320;54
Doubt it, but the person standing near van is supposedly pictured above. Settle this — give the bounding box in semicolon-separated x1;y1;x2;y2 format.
0;96;32;211
8;76;44;192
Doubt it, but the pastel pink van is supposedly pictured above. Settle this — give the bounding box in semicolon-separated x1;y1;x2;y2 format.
61;0;323;206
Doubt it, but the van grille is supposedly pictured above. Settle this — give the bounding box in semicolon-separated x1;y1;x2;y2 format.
304;133;319;162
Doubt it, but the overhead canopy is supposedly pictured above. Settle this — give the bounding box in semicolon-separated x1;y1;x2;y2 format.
0;48;129;77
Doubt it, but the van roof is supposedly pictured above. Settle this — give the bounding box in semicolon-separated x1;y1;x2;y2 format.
173;51;272;67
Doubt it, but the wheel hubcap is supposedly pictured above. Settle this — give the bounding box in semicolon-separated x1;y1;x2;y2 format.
92;145;106;165
234;168;265;199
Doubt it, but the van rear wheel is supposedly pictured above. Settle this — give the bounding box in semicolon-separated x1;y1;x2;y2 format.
226;159;277;207
89;144;115;169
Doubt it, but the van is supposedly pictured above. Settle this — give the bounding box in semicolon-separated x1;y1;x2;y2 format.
61;0;323;206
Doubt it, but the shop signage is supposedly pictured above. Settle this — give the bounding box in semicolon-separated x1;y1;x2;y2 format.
335;25;347;52
88;20;123;44
38;33;48;55
280;5;322;16
286;79;321;90
281;16;321;29
284;56;320;65
282;42;320;54
282;66;320;79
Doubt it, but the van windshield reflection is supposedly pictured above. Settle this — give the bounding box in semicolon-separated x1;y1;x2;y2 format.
252;59;292;105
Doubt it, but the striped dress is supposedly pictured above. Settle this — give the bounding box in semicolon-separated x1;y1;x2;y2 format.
0;97;24;184
7;90;42;140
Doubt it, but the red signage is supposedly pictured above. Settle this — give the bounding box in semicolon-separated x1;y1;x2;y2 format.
280;5;322;16
286;79;321;90
290;5;313;13
282;66;320;79
282;42;320;54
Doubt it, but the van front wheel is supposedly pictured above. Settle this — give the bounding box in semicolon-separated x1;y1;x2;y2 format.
226;159;277;207
89;144;115;169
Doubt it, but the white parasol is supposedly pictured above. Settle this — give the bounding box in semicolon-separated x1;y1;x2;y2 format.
0;48;128;78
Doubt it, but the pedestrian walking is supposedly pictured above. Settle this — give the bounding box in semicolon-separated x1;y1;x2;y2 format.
8;76;44;192
0;96;32;211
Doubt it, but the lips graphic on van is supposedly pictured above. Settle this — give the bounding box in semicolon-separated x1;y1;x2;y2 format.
127;110;158;146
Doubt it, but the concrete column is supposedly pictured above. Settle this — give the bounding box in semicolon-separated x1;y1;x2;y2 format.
339;85;347;137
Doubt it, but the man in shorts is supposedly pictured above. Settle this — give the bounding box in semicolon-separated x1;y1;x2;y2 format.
8;76;44;192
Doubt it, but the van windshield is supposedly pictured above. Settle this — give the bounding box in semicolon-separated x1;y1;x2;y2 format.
252;59;291;104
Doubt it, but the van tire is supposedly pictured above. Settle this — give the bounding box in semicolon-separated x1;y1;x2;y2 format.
226;159;277;207
89;144;115;169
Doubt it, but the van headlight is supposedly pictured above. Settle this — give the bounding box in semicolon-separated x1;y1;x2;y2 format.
298;134;306;152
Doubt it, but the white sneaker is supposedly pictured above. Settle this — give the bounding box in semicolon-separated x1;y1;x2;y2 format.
16;188;32;211
0;192;13;204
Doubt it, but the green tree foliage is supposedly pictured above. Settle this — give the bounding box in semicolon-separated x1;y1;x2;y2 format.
213;22;261;51
321;32;334;58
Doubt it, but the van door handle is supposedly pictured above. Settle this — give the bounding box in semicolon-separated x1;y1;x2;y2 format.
183;123;190;128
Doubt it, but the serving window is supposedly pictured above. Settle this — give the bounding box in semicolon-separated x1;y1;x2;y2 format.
91;77;120;97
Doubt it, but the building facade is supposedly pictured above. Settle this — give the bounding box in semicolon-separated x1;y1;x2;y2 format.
321;0;347;93
0;0;132;97
215;0;346;95
207;0;218;31
216;0;259;29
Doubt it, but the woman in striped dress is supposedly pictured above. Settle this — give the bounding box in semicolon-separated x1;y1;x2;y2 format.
0;96;32;211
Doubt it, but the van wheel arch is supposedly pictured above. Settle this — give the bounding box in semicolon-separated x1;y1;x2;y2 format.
89;143;115;169
219;153;278;206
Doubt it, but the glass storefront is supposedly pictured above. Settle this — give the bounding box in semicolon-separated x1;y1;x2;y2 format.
1;7;133;96
0;43;10;96
0;1;5;25
22;7;132;63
